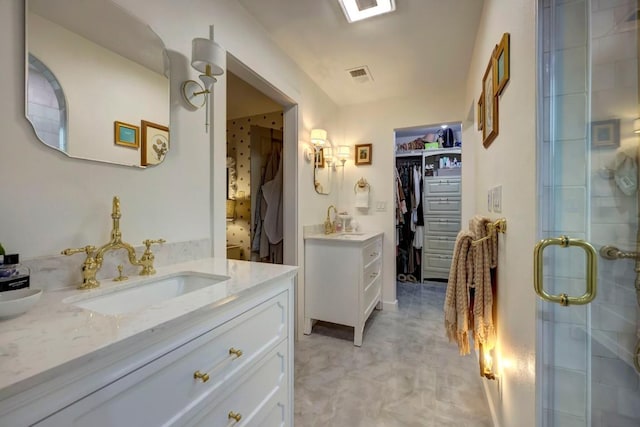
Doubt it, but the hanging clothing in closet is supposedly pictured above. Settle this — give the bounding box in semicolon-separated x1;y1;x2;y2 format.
395;159;424;282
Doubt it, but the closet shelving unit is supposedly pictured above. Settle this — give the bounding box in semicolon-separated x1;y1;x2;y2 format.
395;147;462;282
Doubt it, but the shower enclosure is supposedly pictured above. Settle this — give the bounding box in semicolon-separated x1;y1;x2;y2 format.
537;0;640;425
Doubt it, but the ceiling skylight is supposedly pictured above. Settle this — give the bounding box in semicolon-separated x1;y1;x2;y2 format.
338;0;396;23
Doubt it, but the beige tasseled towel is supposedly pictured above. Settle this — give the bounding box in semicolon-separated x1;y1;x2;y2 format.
444;229;474;355
471;215;498;352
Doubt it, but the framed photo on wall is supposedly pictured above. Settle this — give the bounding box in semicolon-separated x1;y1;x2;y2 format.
482;50;499;148
493;33;510;95
355;144;372;165
114;121;139;149
141;120;169;166
477;91;484;131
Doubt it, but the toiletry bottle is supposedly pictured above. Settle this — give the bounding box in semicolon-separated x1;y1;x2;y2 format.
0;254;30;292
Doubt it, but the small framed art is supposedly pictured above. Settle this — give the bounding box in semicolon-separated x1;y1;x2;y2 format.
114;121;139;149
141;120;169;166
355;144;372;166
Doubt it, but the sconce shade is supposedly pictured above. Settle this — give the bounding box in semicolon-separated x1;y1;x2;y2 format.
310;128;327;146
192;38;225;76
634;118;640;134
337;145;351;160
323;146;334;162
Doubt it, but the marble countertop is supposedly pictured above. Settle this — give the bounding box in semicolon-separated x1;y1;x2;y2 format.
0;258;297;400
303;231;383;243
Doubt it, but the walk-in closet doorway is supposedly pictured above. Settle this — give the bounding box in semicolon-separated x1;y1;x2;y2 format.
394;122;463;295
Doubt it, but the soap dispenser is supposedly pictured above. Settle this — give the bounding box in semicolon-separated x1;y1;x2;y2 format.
0;253;30;292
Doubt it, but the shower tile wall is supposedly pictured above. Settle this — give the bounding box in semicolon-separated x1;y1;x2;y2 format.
226;111;283;260
542;0;640;425
590;0;640;424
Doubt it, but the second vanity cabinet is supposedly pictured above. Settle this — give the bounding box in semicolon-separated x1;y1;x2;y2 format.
304;232;383;346
0;268;295;427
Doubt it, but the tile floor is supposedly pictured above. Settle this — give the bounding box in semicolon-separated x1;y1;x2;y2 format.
294;281;493;427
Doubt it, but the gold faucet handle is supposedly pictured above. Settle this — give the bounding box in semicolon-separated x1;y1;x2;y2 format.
142;239;166;251
61;245;96;256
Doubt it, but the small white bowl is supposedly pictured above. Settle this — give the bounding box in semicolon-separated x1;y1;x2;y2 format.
0;288;42;319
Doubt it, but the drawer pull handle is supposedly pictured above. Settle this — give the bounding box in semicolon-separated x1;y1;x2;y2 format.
370;272;378;279
193;347;243;383
370;251;379;257
193;370;210;383
229;347;243;358
228;411;242;423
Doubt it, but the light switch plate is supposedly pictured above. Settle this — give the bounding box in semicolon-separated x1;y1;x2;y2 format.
492;186;502;213
375;201;387;212
487;189;493;212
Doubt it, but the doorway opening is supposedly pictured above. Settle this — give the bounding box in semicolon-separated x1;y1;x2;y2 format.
225;55;297;269
394;122;462;296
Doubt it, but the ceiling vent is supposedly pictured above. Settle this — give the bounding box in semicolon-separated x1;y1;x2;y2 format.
356;0;378;11
347;65;373;84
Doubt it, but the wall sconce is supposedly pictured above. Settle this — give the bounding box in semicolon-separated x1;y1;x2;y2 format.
305;129;329;162
181;25;225;133
479;344;497;380
634;118;640;134
336;145;351;166
310;129;327;147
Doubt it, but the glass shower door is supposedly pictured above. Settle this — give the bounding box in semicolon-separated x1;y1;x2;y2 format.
538;0;640;425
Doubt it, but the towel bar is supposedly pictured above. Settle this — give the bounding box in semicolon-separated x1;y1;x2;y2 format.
471;218;507;246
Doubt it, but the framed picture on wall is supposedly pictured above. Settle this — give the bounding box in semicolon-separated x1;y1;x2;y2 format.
482;49;499;148
140;120;169;166
355;144;372;165
493;33;510;95
477;91;484;131
114;121;139;149
591;119;620;149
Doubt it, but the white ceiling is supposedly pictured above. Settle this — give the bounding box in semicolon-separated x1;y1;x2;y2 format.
237;0;484;106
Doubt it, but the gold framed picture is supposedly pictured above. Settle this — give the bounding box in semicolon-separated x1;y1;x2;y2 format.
493;33;510;95
114;121;139;149
482;50;499;148
355;143;372;166
141;120;169;166
477;91;484;131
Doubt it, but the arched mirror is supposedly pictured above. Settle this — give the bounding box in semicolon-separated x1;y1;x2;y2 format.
313;146;332;195
25;0;170;168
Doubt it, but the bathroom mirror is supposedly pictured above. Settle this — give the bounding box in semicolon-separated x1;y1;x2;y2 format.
26;0;170;168
313;147;332;195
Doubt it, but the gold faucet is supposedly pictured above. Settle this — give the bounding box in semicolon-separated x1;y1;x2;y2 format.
324;205;338;234
62;196;165;290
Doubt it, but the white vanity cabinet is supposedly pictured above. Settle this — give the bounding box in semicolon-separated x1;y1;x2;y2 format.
303;232;383;346
0;269;295;427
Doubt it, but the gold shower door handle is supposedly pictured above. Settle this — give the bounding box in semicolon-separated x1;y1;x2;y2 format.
533;235;597;306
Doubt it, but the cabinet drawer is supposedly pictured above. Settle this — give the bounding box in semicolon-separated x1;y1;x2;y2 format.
362;237;382;265
424;217;461;235
425;235;456;253
363;257;381;284
423;252;453;272
423;177;461;197
424;197;461;216
185;340;289;427
363;274;381;315
36;292;288;427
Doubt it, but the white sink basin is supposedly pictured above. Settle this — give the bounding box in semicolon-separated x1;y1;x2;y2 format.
67;272;230;316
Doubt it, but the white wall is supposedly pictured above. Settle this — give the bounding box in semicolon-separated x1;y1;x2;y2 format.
338;90;464;308
462;0;537;425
